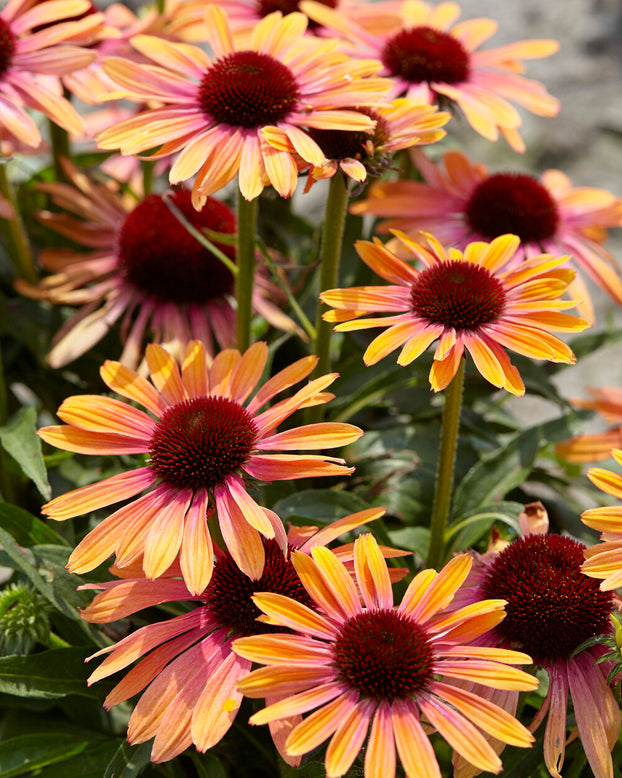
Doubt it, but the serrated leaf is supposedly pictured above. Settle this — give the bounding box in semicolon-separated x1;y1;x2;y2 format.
0;406;51;500
0;502;68;547
104;741;153;778
0;647;99;699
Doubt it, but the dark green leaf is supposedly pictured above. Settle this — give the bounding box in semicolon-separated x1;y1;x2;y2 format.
30;739;122;778
0;407;51;500
271;489;369;524
104;741;153;778
452;415;586;516
0;647;99;699
386;526;430;560
188;752;227;778
0;503;68;547
0;733;92;777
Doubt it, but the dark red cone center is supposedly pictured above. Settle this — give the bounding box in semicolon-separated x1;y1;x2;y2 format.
199;51;300;129
308;109;389;162
466;173;560;244
410;259;506;330
382;26;470;86
0;18;16;78
334;610;434;700
256;0;337;20
481;534;614;665
204;539;314;634
117;189;236;304
149;396;258;490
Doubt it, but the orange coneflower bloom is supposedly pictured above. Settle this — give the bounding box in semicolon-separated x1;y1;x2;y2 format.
39;340;362;591
80;509;406;764
95;6;392;203
15;159;300;369
320;232;589;396
299;0;560;151
0;0;100;146
556;388;622;463
266;98;449;191
453;503;619;778
582;448;622;590
352;149;622;323
233;534;537;778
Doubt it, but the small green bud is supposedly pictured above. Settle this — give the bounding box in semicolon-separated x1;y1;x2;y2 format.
0;582;51;655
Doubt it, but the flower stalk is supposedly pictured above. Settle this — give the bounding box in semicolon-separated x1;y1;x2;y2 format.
313;171;350;379
426;356;466;569
0;161;36;284
236;192;258;351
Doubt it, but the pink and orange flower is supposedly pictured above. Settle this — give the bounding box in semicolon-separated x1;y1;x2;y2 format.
277;98;449;191
320;232;588;395
453;503;619;778
15;159;300;369
38;339;362;591
556;388;622;463
0;0;99;146
233;533;537;777
299;0;560;151
582;449;622;591
79;509;403;764
352;149;622;323
95;6;392;203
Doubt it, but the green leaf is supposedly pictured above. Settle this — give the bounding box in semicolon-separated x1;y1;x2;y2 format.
104;741;153;778
271;489;369;524
446;502;524;552
0;531;102;643
188;752;227;778
0;733;92;777
29;739;122;778
0;647;100;699
0;502;68;547
452;415;585;516
0;407;51;500
386;526;430;560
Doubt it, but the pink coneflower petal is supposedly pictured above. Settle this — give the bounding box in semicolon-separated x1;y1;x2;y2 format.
41;341;359;586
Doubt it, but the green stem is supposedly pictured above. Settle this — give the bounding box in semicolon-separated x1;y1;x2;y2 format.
312;171;350;379
0;161;36;283
0;344;15;503
425;357;466;570
48;118;70;181
236;192;258;352
142;160;156;196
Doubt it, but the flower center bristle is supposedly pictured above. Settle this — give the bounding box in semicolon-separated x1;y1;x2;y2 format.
149;396;257;490
0;18;17;78
308;109;388;161
481;534;614;666
466;173;560;244
382;26;470;86
410;260;506;330
199;51;300;129
117;189;236;304
333;610;434;701
204;540;314;634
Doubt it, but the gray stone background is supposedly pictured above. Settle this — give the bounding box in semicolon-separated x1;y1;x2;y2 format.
450;0;622;419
